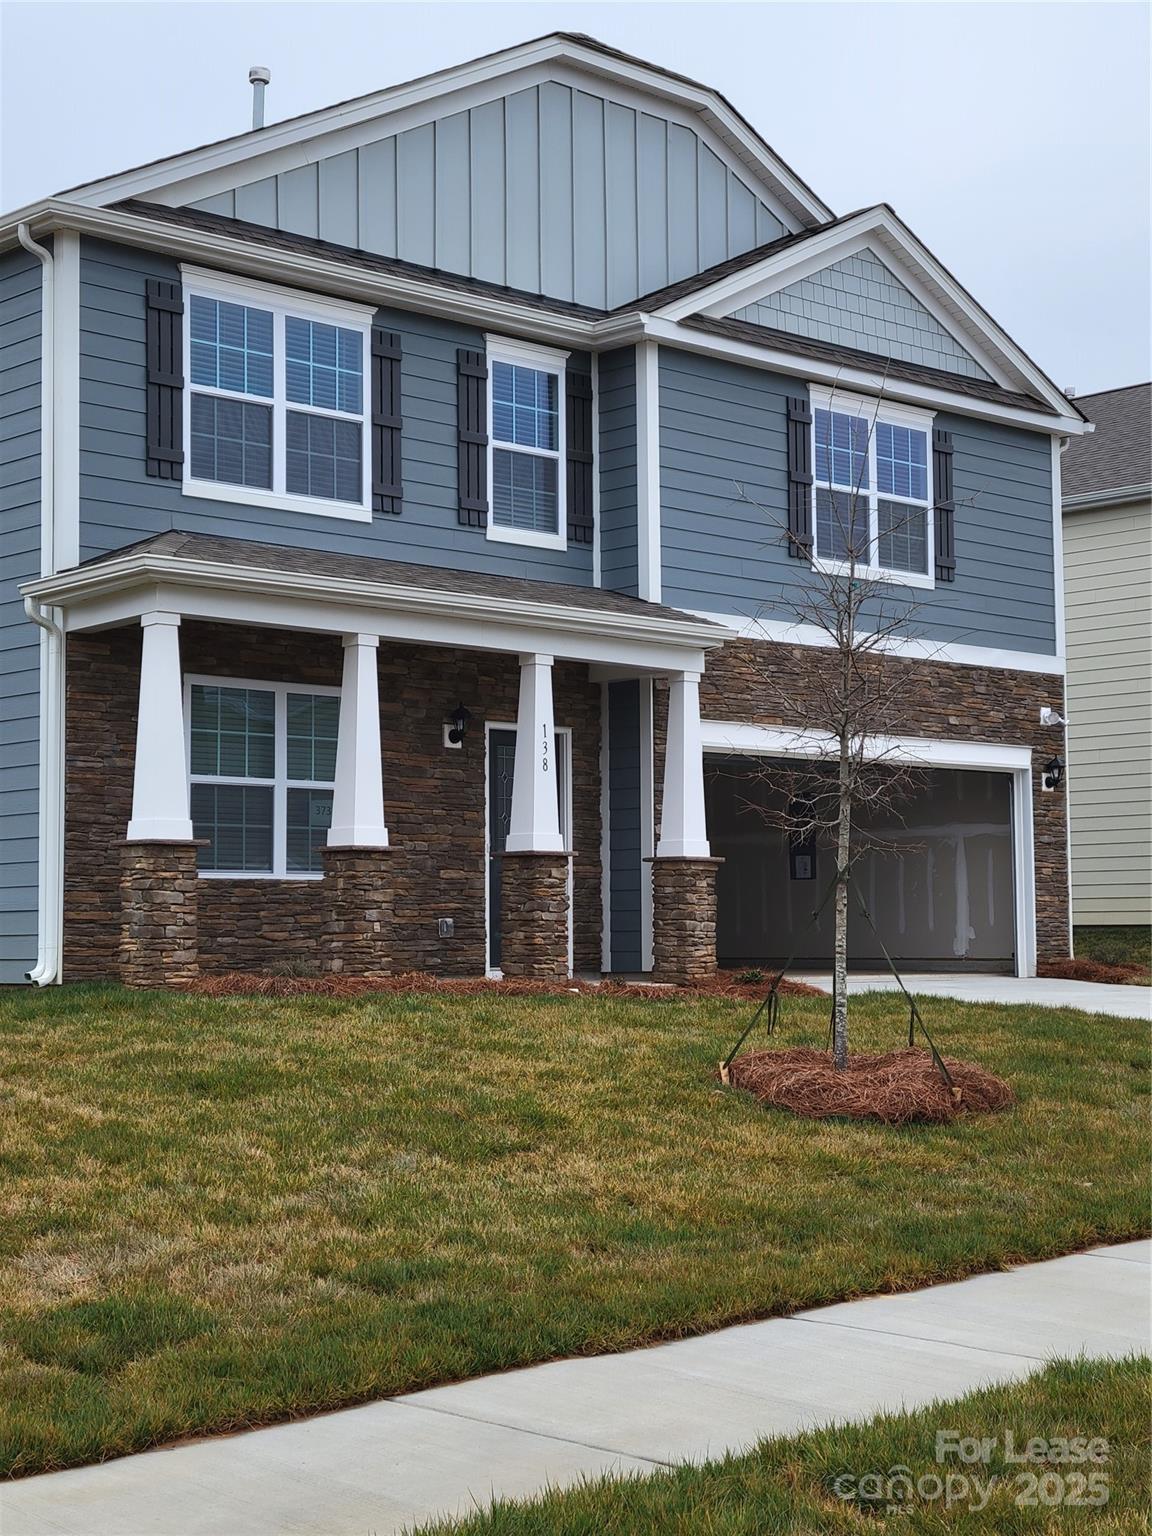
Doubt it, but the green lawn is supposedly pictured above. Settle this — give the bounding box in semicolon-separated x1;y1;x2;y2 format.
1074;925;1152;978
416;1358;1151;1534
0;983;1147;1478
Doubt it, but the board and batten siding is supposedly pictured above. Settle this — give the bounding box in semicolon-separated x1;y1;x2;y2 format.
77;236;593;585
1063;498;1152;925
598;347;639;596
186;83;786;309
657;348;1057;655
0;248;42;983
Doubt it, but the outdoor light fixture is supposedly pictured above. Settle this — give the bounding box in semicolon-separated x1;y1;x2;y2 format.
1042;755;1065;792
445;703;472;747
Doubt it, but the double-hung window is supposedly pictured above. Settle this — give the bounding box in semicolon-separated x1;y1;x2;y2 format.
183;267;374;521
187;676;341;878
485;336;568;550
810;387;934;587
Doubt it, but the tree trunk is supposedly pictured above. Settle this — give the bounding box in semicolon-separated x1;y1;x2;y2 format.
832;744;851;1070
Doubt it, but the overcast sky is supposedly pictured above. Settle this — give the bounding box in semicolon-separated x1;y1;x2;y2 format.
2;0;1148;394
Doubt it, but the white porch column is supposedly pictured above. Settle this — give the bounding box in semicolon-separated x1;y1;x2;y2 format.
127;612;193;841
328;634;389;847
656;670;710;858
507;652;565;853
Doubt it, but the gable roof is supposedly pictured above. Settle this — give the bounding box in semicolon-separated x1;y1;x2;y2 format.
57;32;831;228
1062;383;1151;504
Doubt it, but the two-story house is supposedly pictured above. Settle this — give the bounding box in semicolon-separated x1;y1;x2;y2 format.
0;33;1089;989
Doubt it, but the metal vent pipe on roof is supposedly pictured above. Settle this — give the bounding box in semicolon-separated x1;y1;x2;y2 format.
249;66;271;130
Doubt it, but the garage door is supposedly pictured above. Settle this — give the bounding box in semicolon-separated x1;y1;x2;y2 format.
706;758;1015;970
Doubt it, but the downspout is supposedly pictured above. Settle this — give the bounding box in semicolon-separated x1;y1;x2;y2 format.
18;223;64;985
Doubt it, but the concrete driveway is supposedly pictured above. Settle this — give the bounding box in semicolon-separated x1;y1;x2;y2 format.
791;972;1152;1020
3;1242;1148;1536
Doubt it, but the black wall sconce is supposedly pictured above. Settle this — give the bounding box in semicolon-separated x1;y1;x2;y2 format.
444;703;472;749
1042;754;1065;792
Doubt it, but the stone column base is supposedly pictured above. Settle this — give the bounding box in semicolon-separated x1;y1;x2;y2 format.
120;841;200;988
500;852;571;981
322;846;394;976
650;857;723;984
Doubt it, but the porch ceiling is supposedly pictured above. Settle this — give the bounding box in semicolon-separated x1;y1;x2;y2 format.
22;531;731;673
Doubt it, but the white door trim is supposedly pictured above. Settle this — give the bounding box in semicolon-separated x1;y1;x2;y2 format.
484;721;574;979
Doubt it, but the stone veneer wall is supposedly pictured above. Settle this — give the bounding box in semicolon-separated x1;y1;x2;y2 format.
654;640;1071;962
63;623;602;980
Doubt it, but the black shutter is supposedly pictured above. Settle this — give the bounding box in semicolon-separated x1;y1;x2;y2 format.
786;395;813;558
371;328;403;515
933;428;956;582
145;279;183;479
457;348;488;527
566;371;594;545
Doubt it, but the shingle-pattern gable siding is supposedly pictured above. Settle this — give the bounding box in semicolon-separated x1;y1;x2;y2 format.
657;348;1055;653
186;84;786;309
76;236;593;585
729;248;991;382
0;248;42;983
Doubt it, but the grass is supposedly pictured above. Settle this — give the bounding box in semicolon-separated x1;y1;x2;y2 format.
0;983;1147;1478
1075;925;1152;978
415;1357;1151;1534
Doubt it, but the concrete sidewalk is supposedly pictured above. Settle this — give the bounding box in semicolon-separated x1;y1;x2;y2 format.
4;1242;1148;1536
791;971;1152;1020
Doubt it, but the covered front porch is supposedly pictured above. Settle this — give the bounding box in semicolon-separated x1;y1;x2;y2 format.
24;533;730;988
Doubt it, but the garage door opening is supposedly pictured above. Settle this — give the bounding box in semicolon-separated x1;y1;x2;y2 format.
706;757;1016;971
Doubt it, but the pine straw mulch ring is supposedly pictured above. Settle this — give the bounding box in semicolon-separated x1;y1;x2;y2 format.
724;1046;1015;1125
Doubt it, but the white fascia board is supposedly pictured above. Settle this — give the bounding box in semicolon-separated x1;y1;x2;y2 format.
657;205;1080;420
53;38;829;227
700;721;1034;773
687;609;1065;677
21;554;731;665
640;316;1090;438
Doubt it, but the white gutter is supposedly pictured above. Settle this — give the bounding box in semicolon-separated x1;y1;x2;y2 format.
1062;483;1152;513
16;223;64;986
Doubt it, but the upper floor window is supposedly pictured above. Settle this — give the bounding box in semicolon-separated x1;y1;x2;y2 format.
810;387;934;587
182;268;375;522
485;336;569;551
187;676;340;878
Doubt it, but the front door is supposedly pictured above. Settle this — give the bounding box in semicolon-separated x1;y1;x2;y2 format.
487;727;571;972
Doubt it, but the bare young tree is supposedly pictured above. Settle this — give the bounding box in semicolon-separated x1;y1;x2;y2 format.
731;385;950;1069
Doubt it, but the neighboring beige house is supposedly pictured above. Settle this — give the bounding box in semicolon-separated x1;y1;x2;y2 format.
1061;383;1152;928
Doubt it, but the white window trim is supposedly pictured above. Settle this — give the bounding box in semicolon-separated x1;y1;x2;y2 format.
184;673;342;880
180;267;374;523
483;334;570;552
808;384;936;590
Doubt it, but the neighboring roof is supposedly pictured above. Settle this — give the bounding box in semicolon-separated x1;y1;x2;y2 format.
682;313;1058;415
75;530;720;628
1062;383;1151;504
55;32;831;226
118;200;608;320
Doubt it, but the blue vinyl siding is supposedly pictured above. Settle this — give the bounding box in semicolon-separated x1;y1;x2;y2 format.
597;347;638;596
606;679;643;972
658;348;1057;654
0;248;42;982
77;237;593;584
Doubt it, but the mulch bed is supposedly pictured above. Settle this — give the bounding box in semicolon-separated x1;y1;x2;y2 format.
725;1046;1016;1124
185;969;825;1002
1038;958;1149;985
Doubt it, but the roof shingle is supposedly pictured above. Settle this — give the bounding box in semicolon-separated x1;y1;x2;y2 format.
1062;383;1151;501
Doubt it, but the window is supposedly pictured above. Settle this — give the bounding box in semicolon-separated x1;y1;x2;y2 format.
485;337;569;550
182;268;374;520
187;677;341;878
810;388;934;586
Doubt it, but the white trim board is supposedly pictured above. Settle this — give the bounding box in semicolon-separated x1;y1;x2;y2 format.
635;340;662;603
56;37;829;228
699;722;1038;978
685;610;1065;676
